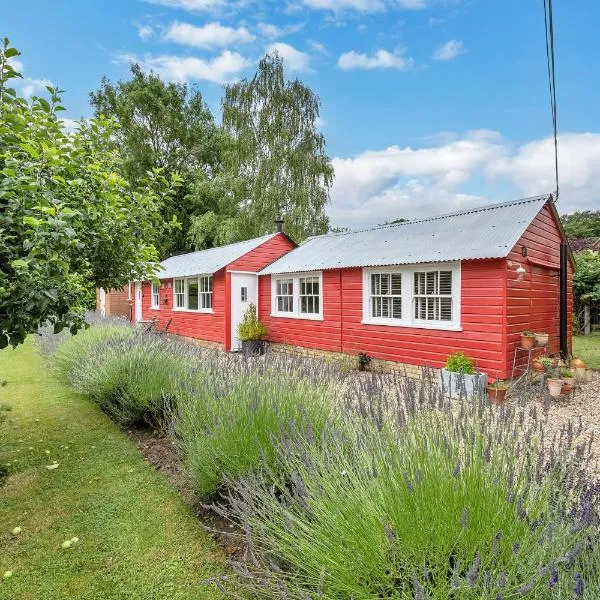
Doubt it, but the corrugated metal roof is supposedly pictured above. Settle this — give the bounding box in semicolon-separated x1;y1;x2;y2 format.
261;195;550;275
158;233;278;279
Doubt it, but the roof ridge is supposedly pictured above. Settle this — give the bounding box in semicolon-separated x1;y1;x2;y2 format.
311;194;551;241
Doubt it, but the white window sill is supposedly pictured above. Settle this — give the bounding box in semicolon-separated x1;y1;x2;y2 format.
270;312;324;321
150;307;161;311
173;308;214;314
361;318;462;332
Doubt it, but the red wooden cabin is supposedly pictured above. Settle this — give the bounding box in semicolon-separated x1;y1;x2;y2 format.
135;195;573;380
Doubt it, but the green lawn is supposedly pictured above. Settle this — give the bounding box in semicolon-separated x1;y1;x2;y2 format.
0;340;227;600
573;333;600;369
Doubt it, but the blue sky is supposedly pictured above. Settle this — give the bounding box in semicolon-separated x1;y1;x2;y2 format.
4;0;600;227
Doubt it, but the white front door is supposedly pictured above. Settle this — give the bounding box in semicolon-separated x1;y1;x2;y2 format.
134;282;143;322
230;272;258;351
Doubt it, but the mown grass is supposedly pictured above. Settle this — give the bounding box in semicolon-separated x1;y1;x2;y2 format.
573;333;600;369
0;340;227;600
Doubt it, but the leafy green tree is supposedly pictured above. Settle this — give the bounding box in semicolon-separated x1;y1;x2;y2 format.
573;250;600;332
194;52;333;246
561;210;600;239
90;64;223;256
0;39;177;347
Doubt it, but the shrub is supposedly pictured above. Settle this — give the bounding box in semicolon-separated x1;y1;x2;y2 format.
445;351;476;375
237;304;267;341
171;355;340;498
218;378;600;598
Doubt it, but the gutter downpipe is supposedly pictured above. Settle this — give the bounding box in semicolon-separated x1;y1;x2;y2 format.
559;241;568;359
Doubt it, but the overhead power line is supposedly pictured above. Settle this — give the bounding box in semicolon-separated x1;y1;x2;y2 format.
543;0;559;202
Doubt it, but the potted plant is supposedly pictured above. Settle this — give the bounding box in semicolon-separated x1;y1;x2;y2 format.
585;368;594;383
571;357;586;382
439;352;487;398
237;304;267;357
533;356;553;373
546;367;563;398
520;331;536;350
487;380;508;403
357;352;372;372
534;332;549;347
560;368;575;387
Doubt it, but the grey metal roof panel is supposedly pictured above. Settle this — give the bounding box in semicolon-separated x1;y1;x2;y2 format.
261;196;550;275
158;233;278;279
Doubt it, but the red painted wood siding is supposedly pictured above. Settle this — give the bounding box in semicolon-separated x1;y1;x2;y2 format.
226;232;296;272
260;259;507;376
139;232;295;348
141;272;226;345
505;202;573;374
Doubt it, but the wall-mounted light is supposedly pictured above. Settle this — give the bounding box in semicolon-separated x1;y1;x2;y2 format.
508;260;527;281
521;246;528;257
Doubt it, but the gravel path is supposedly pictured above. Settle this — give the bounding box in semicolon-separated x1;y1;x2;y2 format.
542;371;600;468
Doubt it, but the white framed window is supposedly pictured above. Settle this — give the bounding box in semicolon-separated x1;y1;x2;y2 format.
173;275;213;312
276;278;294;313
370;272;402;319
272;272;323;320
200;275;213;309
174;279;185;309
362;263;460;330
413;270;453;322
151;282;160;309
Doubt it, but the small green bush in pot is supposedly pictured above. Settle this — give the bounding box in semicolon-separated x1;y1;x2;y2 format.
237;304;267;356
440;351;486;398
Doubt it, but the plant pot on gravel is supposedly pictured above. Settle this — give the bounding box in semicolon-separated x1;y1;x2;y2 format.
439;352;487;399
560;369;575;387
561;382;573;395
547;378;563;398
487;380;507;404
237;304;267;358
586;369;594;383
534;332;549;347
520;331;536;350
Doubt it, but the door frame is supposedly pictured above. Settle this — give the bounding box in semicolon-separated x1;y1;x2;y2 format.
99;287;106;318
134;281;143;322
230;271;259;351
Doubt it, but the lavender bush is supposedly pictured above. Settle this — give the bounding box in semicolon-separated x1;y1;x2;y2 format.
215;374;600;598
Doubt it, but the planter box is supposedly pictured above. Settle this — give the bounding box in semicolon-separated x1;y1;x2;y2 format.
439;369;488;399
241;339;266;357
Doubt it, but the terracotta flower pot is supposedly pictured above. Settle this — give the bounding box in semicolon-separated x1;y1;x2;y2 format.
561;382;573;395
532;361;546;373
535;332;549;347
520;335;536;350
547;378;563;397
575;367;586;383
571;358;586;369
487;386;507;403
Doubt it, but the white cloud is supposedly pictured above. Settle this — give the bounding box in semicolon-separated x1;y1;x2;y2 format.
22;78;54;99
117;50;252;84
267;42;312;72
7;56;24;73
307;39;328;54
337;48;413;70
164;21;255;48
257;22;304;39
136;24;154;41
328;131;600;228
142;0;226;12
300;0;425;12
488;133;600;214
433;39;464;61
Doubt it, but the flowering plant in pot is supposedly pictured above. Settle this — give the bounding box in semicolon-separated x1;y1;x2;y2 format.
237;304;267;357
534;331;549;347
520;330;536;350
486;379;507;403
439;352;487;398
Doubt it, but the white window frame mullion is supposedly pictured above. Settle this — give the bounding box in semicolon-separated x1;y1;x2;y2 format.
173;275;214;313
271;271;323;321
